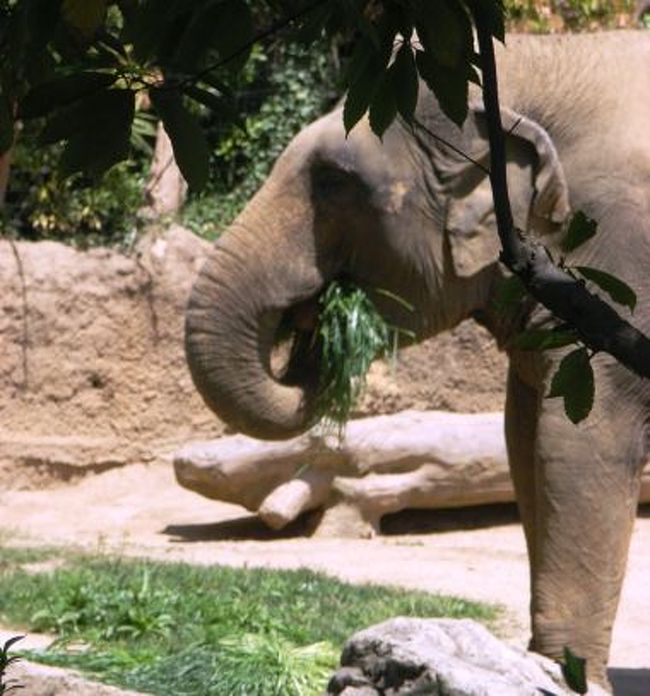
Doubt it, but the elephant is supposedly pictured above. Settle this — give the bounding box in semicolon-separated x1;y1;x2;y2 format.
185;31;650;689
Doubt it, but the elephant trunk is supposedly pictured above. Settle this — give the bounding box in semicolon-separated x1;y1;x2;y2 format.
185;187;328;440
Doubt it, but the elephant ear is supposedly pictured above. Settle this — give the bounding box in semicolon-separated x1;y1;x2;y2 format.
446;175;501;278
444;104;570;278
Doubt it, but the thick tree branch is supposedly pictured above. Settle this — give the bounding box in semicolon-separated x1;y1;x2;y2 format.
474;24;650;379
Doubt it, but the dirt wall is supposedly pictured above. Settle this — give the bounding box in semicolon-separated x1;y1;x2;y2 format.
0;226;507;488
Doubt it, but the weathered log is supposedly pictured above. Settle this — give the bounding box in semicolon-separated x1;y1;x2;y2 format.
258;469;334;530
174;410;650;537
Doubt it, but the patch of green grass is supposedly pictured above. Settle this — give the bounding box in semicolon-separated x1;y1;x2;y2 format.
0;552;497;695
0;546;58;570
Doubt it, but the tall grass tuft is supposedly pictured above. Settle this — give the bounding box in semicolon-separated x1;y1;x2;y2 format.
314;281;393;433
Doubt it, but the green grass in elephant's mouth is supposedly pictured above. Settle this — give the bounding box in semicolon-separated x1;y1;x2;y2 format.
275;280;413;435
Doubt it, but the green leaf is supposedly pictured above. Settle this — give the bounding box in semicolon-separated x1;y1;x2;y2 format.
20;72;116;119
0;95;14;155
169;5;222;71
416;50;468;126
493;275;527;313
128;0;189;63
392;42;418;123
62;0;107;39
368;70;398;139
173;0;252;72
561;211;598;253
295;4;333;44
469;0;506;42
151;88;210;191
1;636;24;653
416;0;471;68
345;35;375;87
514;328;578;351
59;124;130;179
40;88;133;145
575;266;637;313
343;55;382;135
182;84;239;125
560;647;588;694
467;64;482;86
212;0;254;73
23;0;63;51
59;90;134;178
547;348;594;424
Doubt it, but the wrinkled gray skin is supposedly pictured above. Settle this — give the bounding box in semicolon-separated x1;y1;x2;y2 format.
186;32;650;688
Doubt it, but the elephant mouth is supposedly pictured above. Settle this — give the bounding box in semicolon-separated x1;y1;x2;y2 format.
270;296;322;390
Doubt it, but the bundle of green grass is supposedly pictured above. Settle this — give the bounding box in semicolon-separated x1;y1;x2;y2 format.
313;281;407;432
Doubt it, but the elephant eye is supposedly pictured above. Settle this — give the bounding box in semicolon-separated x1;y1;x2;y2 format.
311;165;357;199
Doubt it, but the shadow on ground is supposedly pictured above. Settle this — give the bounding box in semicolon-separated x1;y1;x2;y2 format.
162;504;522;542
610;668;650;696
381;502;521;535
163;513;312;542
164;502;650;542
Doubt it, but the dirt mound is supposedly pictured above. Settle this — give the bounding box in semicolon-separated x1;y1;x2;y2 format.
0;227;506;488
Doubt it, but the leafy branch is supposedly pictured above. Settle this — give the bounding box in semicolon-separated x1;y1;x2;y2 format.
474;19;650;369
0;635;24;694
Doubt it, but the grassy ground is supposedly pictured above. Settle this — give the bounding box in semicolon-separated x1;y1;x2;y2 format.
0;547;497;695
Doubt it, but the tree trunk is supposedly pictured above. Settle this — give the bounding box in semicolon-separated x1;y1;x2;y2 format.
0;148;12;208
143;122;187;217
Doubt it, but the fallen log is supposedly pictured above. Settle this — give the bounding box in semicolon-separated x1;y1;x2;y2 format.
174;410;650;537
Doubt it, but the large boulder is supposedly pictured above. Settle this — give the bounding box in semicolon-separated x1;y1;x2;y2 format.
0;228;506;488
326;617;608;696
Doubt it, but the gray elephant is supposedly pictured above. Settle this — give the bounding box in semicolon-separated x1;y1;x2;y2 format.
185;31;650;688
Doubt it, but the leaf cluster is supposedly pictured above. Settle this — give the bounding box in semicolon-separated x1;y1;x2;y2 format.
314;280;393;433
505;211;638;424
1;0;257;184
0;0;507;187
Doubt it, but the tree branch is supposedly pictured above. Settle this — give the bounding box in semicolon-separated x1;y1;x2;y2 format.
474;24;650;379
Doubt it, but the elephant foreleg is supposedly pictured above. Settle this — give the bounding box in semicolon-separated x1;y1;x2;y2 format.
505;362;540;574
530;393;643;689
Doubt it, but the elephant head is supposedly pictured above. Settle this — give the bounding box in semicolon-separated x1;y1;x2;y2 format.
185;89;569;440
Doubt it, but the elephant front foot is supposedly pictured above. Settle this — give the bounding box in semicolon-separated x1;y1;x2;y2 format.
530;614;612;692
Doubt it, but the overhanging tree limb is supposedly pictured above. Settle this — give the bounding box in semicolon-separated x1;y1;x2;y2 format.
474;22;650;379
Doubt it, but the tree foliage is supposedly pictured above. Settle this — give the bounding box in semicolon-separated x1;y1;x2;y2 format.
0;0;504;187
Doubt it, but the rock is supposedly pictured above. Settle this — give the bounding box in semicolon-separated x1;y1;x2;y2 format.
10;659;144;695
326;617;608;696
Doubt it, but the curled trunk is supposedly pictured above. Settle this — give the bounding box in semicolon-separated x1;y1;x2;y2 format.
185;186;329;440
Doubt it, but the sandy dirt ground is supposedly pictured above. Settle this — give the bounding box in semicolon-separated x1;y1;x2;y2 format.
0;462;648;695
